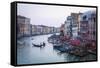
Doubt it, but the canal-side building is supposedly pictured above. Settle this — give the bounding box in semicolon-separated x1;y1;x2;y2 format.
41;25;49;34
17;15;31;38
64;16;73;38
60;24;65;36
79;10;96;42
77;13;83;32
71;13;79;24
48;27;54;33
55;27;60;33
31;25;37;35
51;27;59;33
64;13;80;39
36;25;43;35
56;27;60;33
30;24;32;36
79;20;89;41
88;11;96;41
31;25;59;35
41;25;46;34
71;13;80;38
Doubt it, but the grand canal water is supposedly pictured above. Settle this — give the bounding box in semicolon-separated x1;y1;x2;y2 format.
17;34;96;65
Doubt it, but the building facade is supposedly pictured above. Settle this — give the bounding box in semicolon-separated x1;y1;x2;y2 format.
31;25;59;35
71;13;80;38
79;10;96;42
64;16;73;38
64;13;80;39
17;15;31;38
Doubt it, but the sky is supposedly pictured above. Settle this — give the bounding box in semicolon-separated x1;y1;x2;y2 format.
17;3;96;27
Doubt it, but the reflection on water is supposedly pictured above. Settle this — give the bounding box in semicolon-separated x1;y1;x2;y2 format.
17;34;96;65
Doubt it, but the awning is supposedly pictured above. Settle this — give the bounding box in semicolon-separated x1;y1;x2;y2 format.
70;39;80;46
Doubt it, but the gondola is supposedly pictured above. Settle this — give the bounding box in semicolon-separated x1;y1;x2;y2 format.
32;43;45;47
32;43;42;47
